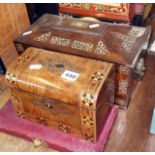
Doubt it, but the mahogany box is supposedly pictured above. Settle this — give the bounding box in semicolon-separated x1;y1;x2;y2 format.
14;14;151;108
5;47;114;143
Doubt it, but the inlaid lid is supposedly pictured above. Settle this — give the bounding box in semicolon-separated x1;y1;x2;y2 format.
5;47;113;110
15;14;151;68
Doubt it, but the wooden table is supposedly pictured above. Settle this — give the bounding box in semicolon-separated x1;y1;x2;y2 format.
0;53;155;152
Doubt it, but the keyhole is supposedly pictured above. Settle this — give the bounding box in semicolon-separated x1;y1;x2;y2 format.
45;103;53;109
55;64;64;68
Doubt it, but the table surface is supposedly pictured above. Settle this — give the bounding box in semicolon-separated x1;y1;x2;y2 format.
0;53;155;152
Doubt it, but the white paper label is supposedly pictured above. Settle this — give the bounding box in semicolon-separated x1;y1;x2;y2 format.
22;30;32;36
29;64;42;70
61;70;79;81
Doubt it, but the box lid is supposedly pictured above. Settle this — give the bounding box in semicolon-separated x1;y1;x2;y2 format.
15;14;151;68
5;47;113;110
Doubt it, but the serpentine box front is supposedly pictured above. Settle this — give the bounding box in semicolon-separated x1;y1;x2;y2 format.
14;14;151;108
5;47;114;142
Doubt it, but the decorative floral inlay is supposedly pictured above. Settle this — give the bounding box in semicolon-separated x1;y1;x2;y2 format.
60;3;129;15
119;65;130;75
11;94;21;103
85;133;94;142
110;28;140;53
81;108;95;142
81;93;95;107
6;72;16;84
18;55;30;63
59;124;70;133
71;40;94;52
82;4;90;9
118;80;128;95
110;31;126;40
122;28;139;53
82;116;94;127
16;111;26;119
36;117;48;126
91;71;104;81
18;49;35;64
34;32;51;42
49;36;71;47
95;41;110;54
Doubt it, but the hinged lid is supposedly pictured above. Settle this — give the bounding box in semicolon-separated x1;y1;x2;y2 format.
5;47;113;110
15;14;151;68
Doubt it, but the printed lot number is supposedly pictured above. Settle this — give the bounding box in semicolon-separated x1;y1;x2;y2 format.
61;70;79;81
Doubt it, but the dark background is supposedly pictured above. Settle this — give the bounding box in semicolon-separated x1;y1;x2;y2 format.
26;3;59;23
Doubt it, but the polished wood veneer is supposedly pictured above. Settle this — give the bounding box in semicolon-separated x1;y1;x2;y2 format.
105;52;155;151
14;14;151;108
0;101;118;152
0;53;155;151
5;47;114;142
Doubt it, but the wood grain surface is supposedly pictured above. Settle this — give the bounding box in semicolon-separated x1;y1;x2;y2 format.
14;14;151;108
5;47;114;142
0;53;155;151
15;14;151;67
0;75;6;96
105;52;155;152
0;4;30;68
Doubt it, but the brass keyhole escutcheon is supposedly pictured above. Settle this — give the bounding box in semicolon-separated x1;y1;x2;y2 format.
55;63;64;69
45;103;53;109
